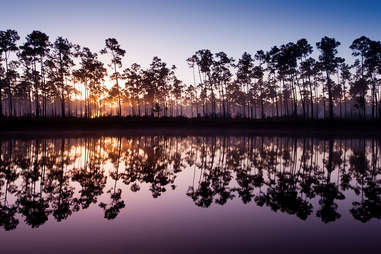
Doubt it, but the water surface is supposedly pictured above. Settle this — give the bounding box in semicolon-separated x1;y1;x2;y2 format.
0;135;380;253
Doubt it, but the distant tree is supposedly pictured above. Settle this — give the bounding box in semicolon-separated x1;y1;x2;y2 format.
300;57;318;119
351;36;372;77
0;29;20;117
184;84;197;117
296;39;313;119
266;46;282;117
20;31;50;118
101;38;126;117
3;63;19;117
273;42;299;117
46;37;75;117
143;57;176;117
189;49;214;116
316;36;344;120
254;50;267;119
365;40;381;119
339;63;351;118
17;43;34;116
0;58;4;116
0;71;5;117
73;47;107;118
235;52;254;117
186;54;204;116
171;78;183;116
123;63;143;117
351;36;381;119
212;51;233;118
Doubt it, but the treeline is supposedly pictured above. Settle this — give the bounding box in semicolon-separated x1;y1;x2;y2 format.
1;29;381;119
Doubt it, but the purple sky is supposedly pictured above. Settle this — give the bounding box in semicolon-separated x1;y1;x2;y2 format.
2;0;381;84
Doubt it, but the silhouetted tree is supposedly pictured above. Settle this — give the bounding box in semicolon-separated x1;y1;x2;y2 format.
46;37;75;117
19;31;50;118
101;38;126;117
316;37;344;120
0;29;20;117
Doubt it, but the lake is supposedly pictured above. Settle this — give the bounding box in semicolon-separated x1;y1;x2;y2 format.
0;134;380;253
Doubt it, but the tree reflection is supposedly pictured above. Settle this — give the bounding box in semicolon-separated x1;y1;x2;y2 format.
99;188;125;220
0;135;380;230
350;142;381;222
0;140;19;230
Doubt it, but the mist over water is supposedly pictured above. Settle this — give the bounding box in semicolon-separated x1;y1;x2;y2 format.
0;134;380;253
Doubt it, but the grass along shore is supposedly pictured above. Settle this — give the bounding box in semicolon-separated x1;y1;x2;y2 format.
0;117;380;134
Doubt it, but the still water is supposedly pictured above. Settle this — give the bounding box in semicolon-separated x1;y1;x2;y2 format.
0;134;380;253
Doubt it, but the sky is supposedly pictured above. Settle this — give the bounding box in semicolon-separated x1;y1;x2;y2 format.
2;0;381;84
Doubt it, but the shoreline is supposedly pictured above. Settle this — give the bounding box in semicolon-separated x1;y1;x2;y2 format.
0;118;381;138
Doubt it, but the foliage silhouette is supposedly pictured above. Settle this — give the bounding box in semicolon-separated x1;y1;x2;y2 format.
1;29;381;120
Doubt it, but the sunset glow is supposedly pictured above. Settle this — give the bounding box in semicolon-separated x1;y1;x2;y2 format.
1;1;381;254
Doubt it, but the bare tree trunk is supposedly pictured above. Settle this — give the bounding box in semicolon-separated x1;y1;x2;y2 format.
326;73;334;120
0;89;2;118
308;76;314;120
